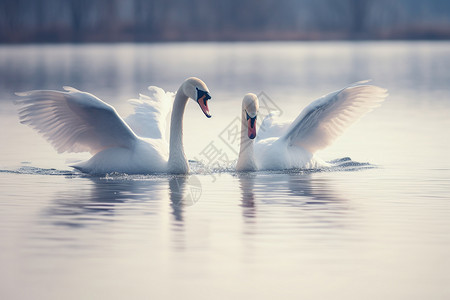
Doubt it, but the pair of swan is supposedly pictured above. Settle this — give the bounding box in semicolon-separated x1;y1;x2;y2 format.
15;77;387;174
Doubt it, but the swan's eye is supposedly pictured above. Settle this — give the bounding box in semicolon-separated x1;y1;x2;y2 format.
196;87;211;101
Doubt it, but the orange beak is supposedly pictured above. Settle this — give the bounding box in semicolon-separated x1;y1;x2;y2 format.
248;117;256;139
197;95;211;118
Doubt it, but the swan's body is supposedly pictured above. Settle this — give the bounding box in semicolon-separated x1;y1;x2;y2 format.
15;77;212;174
236;82;388;171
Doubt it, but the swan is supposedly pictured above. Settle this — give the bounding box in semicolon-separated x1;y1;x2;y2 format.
236;82;388;171
15;77;212;174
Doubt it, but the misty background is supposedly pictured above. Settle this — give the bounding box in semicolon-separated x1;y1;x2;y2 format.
1;0;450;43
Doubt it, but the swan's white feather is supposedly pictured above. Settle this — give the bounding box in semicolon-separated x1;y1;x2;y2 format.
280;84;388;153
15;88;137;155
257;112;289;141
238;82;388;171
125;86;174;141
15;77;210;174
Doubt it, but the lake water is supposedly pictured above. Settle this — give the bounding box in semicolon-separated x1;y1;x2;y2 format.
0;42;449;299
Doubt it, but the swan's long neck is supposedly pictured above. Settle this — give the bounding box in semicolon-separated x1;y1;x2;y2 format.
167;87;189;174
236;109;257;171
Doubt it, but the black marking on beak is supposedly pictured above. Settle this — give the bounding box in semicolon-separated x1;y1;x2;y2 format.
196;87;212;118
196;87;211;103
246;110;257;128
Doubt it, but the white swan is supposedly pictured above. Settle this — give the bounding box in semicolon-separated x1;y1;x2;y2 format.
15;77;212;174
236;82;388;171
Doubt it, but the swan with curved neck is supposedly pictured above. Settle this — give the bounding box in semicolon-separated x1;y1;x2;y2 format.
16;77;212;174
236;82;387;171
167;78;211;173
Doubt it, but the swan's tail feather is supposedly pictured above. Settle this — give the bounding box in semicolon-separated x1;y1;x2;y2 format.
125;86;174;140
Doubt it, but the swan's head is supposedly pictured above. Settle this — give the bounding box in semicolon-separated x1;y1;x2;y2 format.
183;77;212;118
242;93;259;139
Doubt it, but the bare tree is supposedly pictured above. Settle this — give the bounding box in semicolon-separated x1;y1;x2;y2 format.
95;0;119;41
0;0;449;42
0;0;24;40
68;0;94;41
133;0;171;41
348;0;372;37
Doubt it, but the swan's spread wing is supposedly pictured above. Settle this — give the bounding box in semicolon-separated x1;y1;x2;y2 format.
125;86;174;141
15;87;137;154
281;84;387;153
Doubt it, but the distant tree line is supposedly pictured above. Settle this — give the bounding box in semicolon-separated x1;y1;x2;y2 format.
1;0;450;43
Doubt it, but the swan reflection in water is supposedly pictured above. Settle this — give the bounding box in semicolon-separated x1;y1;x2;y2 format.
238;171;349;223
41;170;347;231
237;173;257;221
41;173;202;229
169;175;202;222
43;175;167;228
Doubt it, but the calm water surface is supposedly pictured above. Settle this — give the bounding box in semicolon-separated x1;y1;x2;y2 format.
0;42;449;299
